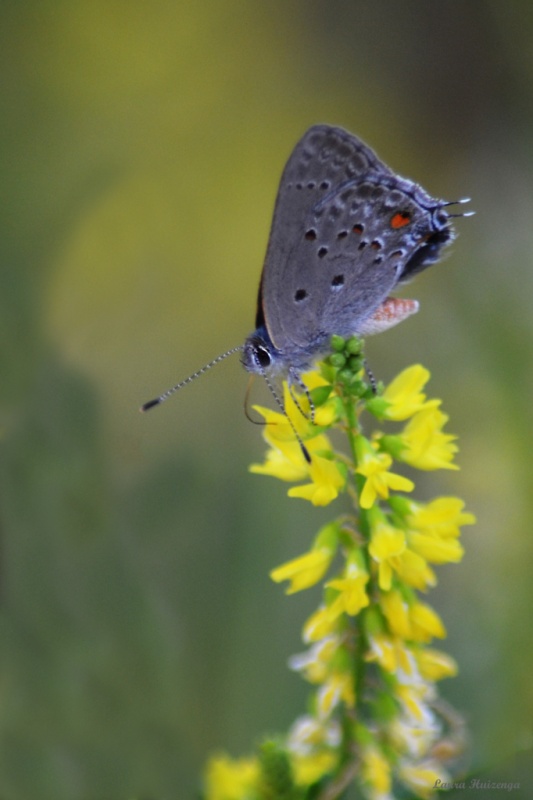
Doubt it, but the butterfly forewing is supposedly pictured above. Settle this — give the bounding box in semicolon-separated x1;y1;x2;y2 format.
258;126;390;340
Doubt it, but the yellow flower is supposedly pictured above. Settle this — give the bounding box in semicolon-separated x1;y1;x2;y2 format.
390;714;440;761
366;632;414;675
247;359;468;799
263;378;323;440
404;496;474;565
270;522;338;594
381;590;412;639
417;648;458;681
250;400;345;506
287;715;341;752
287;711;341;785
300;370;340;427
314;402;339;427
408;531;464;564
249;438;309;482
409;602;446;643
367;512;437;591
399;760;451;800
397;406;459;470
288;452;346;506
381;592;446;644
369;522;406;591
253;377;336;441
361;746;392;796
355;436;414;509
303;605;340;642
379;364;438;421
396;682;434;725
392;548;437;591
289;637;339;684
292;751;338;786
204;753;259;800
249;404;330;471
326;558;370;619
407;497;476;537
300;370;331;390
317;671;355;717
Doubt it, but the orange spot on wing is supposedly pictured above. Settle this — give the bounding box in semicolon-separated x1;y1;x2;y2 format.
390;211;412;229
373;297;418;321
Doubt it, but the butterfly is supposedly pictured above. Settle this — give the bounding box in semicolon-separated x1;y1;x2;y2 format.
142;124;470;441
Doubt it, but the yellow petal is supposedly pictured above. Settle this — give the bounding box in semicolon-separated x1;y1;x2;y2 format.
381;364;432;421
410;602;447;641
417;648;458;680
270;547;334;593
369;525;406;561
381;590;412;638
409;532;464;564
303;605;339;642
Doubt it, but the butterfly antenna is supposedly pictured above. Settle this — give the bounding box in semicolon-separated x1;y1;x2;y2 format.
252;356;311;464
140;345;244;412
442;197;476;218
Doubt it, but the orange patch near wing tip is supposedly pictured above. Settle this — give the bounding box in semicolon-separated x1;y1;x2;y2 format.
391;211;412;229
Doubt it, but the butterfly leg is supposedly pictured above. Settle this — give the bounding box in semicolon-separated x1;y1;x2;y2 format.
288;371;316;424
364;360;378;394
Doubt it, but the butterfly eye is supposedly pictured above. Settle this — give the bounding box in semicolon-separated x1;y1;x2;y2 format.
255;345;272;369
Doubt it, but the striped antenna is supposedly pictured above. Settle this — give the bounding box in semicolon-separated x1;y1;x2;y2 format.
140;345;244;412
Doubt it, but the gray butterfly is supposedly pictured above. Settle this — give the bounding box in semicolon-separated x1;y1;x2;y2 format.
142;125;468;422
242;124;461;381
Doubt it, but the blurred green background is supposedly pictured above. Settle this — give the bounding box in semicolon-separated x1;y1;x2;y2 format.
2;2;533;797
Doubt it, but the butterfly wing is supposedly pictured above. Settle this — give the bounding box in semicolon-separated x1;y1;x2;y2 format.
258;125;454;355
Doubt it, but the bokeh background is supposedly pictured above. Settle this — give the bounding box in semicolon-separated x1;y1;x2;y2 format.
2;2;533;798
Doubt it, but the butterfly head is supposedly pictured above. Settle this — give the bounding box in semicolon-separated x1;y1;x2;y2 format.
242;326;281;376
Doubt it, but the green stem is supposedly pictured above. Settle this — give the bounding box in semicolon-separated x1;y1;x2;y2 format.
342;394;359;465
335;390;371;796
